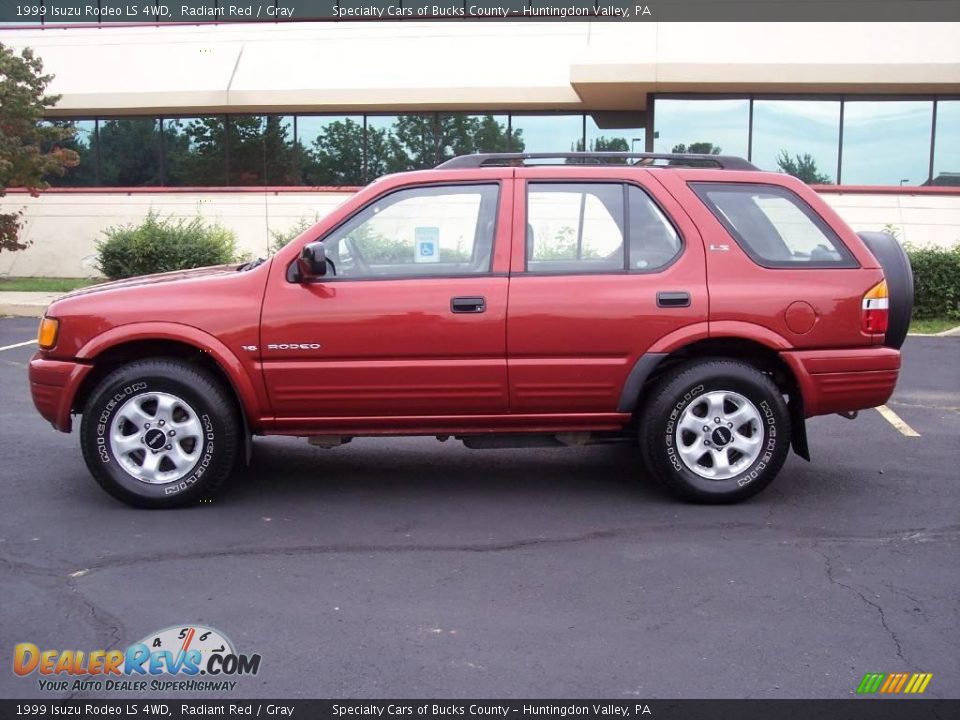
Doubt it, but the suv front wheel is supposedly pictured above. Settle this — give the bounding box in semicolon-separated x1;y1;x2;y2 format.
79;359;241;508
638;358;791;503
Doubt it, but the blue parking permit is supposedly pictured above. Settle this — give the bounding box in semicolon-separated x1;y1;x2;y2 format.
414;226;440;263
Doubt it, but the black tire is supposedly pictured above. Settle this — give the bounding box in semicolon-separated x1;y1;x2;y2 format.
857;231;914;349
638;358;791;504
79;359;241;508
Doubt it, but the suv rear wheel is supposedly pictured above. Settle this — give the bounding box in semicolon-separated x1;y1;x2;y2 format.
79;359;240;508
638;358;791;503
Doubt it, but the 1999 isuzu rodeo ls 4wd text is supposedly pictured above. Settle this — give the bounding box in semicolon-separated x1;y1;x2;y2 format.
28;152;913;508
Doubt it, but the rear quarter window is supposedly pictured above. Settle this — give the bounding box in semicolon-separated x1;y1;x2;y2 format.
690;182;857;269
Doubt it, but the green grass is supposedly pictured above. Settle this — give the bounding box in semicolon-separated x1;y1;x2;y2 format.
909;317;958;335
0;277;101;292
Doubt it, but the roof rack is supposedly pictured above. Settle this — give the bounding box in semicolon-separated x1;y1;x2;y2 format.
436;152;759;171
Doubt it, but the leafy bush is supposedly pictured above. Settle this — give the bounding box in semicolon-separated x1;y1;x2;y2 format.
270;214;319;253
97;211;241;280
905;243;960;320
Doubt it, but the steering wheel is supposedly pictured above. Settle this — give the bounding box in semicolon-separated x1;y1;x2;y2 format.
344;236;371;275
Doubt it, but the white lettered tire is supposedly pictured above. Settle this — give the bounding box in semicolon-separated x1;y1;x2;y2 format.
638;358;791;503
80;359;240;508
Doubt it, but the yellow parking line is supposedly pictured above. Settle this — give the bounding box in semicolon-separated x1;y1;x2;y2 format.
876;405;921;437
0;339;36;352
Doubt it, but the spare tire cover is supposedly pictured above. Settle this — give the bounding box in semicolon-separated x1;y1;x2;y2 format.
857;231;914;349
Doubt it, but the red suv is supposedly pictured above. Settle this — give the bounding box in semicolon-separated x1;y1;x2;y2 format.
28;153;912;508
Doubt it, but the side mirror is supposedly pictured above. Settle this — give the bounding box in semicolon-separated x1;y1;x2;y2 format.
297;241;327;280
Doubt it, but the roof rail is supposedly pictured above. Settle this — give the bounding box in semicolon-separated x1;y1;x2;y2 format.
436;152;759;171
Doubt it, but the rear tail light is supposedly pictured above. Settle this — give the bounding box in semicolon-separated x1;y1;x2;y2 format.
862;280;889;335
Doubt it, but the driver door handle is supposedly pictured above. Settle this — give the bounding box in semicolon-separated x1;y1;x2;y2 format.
450;296;486;314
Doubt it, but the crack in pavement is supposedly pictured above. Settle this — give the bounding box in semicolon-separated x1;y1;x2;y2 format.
0;553;128;662
812;547;917;671
3;522;959;579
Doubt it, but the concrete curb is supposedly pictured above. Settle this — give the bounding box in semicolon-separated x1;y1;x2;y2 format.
0;292;58;318
908;324;960;338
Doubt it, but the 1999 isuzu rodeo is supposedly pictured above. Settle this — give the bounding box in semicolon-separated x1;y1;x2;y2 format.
28;152;913;508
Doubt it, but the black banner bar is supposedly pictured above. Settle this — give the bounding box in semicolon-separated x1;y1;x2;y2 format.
2;699;959;720
2;1;960;24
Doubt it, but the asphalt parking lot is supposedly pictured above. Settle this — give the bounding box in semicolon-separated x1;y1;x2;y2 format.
1;315;957;700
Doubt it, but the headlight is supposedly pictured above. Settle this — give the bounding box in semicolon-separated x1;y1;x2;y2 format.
37;317;60;350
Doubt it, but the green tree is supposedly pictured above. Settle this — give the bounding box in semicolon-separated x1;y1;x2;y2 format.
575;137;630;152
776;151;832;184
164;116;298;186
42;120;96;187
571;136;631;163
227;115;297;185
165;117;227;185
390;115;439;170
671;142;722;155
302;114;522;183
670;142;723;168
471;115;522;155
95;118;161;186
389;114;523;171
365;123;397;179
300;119;365;185
0;42;78;253
299;120;398;185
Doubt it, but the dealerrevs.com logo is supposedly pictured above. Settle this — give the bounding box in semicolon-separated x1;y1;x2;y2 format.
13;625;261;693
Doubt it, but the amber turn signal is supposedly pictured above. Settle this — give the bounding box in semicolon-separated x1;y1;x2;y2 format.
37;317;60;350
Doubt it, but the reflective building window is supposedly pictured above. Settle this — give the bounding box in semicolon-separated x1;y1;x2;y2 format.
931;100;960;186
164;117;228;186
97;118;161;186
654;99;749;158
841;101;933;185
367;114;438;176
227;115;296;186
585;115;644;153
297;115;365;186
43;119;98;187
438;114;516;160
509;114;583;154
751;100;840;184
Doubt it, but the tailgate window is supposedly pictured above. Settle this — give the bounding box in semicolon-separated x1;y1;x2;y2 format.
690;182;857;268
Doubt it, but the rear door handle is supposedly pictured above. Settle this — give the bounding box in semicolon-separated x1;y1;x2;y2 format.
451;296;486;313
657;291;691;308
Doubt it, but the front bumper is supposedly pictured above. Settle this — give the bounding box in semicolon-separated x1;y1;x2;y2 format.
28;354;94;432
780;347;901;418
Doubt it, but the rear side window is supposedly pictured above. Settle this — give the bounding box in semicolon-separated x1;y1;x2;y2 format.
690;182;856;268
627;185;682;271
526;182;681;274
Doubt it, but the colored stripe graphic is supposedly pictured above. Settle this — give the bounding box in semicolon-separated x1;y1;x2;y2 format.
857;673;886;693
857;672;932;694
894;673;910;693
880;674;897;693
909;673;933;694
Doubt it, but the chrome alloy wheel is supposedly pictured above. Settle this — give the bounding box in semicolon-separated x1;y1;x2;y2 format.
108;391;204;484
674;390;764;480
